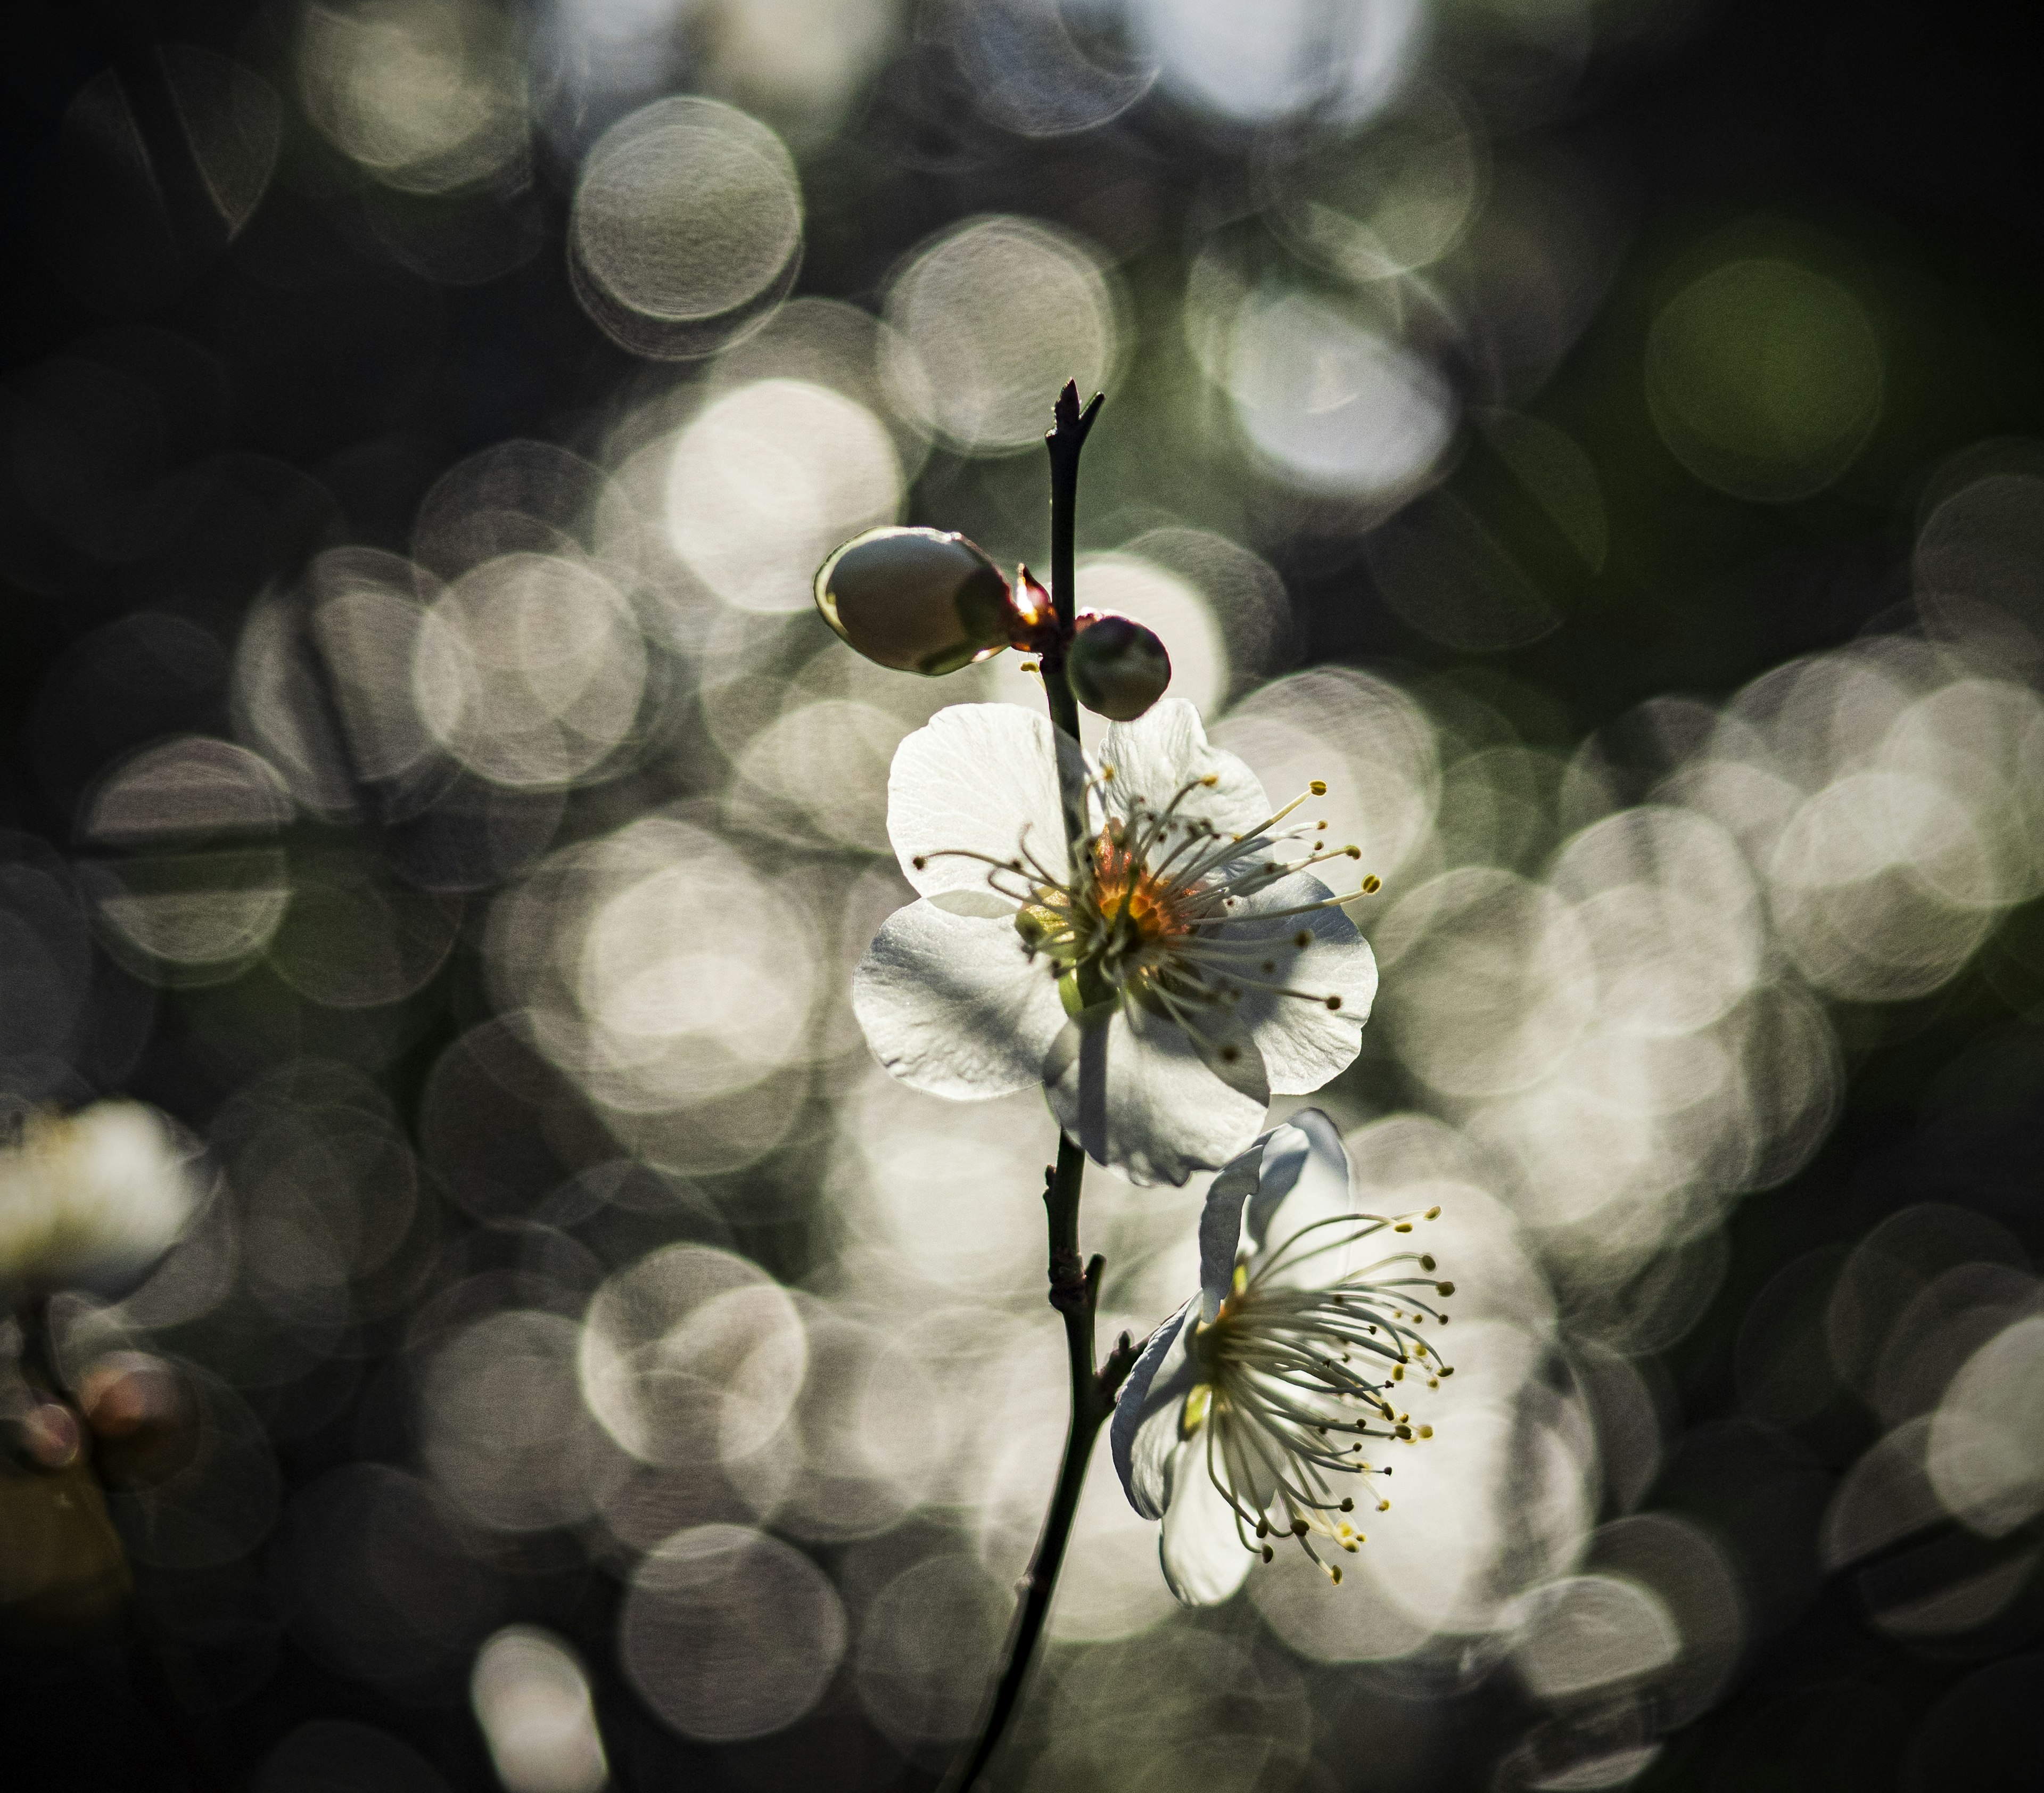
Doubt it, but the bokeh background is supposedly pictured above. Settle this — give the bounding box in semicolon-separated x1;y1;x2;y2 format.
4;1;2044;1788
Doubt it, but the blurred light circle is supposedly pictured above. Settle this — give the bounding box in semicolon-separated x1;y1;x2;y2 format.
160;46;285;238
1768;771;1994;1001
308;553;440;784
944;0;1157;137
1270;86;1480;282
620;1524;846;1741
413;438;629;585
1878;679;2044;909
471;1626;609;1793
666;379;901;613
1248;1542;1437;1662
1364;1400;1592;1633
414;552;646;787
1225;291;1454;499
1375;868;1597;1098
1215;668;1441;884
1899;1657;2044;1793
574;820;820;1104
1047;1450;1188;1644
84;736;293;844
296;0;525;195
882;216;1117;454
1928;1316;2044;1537
731;698;905;852
1915;473;2044;659
257;1718;450;1791
1646;258;1882;502
422;1310;601;1533
769;1304;942;1542
267;859;461;1009
1127;0;1424;127
853;1552;1012;1743
276;1463;499;1688
90;853;292;981
1585;1512;1747;1728
835;1072;1051;1298
570;98;802;358
1511;1574;1681;1700
579;1244;806;1468
1550;807;1766;1038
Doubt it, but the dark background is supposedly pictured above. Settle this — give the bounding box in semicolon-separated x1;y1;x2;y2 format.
3;0;2042;1788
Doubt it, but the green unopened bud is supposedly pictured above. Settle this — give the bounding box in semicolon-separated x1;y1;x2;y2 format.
1066;612;1171;720
815;527;1015;675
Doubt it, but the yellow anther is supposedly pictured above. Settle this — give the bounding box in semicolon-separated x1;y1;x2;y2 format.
1309;780;1327;795
1416;1425;1433;1439
1361;874;1381;893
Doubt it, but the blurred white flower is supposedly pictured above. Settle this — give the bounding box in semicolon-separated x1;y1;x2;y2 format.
0;1101;199;1303
852;701;1378;1185
1109;1112;1453;1603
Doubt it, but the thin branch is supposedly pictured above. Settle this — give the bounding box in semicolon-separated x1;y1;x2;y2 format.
942;383;1110;1793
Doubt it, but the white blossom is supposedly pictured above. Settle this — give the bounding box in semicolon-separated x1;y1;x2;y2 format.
1109;1112;1454;1603
852;701;1378;1185
0;1101;200;1303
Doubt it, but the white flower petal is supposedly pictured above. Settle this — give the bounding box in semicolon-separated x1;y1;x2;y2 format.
1197;1133;1272;1320
1158;1432;1256;1606
887;704;1075;902
1110;1299;1196;1520
852;900;1067;1099
1047;1000;1268;1186
1218;872;1378;1095
0;1101;198;1301
1100;699;1270;837
1245;1110;1355;1287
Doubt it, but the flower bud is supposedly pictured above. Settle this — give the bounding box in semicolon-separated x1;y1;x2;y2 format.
815;527;1015;676
1066;612;1171;720
10;1397;83;1471
77;1354;193;1486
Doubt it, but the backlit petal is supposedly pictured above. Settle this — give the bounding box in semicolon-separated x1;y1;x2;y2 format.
887;704;1077;902
1197;1132;1272;1320
1158;1433;1256;1606
1099;698;1270;838
1218;871;1377;1095
852;900;1067;1099
1110;1299;1196;1520
1047;999;1268;1187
